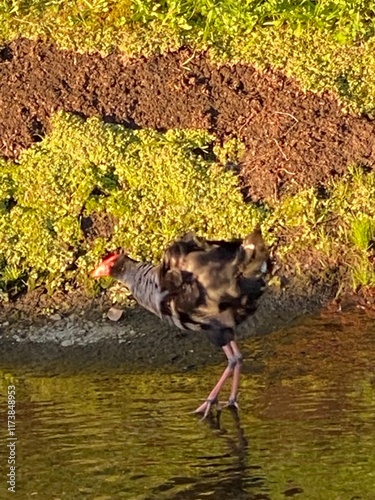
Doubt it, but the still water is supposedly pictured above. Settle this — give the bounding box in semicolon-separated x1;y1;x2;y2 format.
1;311;375;499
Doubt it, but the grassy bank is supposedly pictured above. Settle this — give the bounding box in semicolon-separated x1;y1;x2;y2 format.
0;112;374;303
2;1;375;113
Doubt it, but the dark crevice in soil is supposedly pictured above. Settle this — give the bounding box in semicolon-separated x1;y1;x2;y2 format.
2;38;375;201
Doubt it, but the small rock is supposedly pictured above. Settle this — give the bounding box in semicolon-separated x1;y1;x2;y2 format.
100;325;116;336
61;339;74;347
54;330;67;340
50;313;62;321
84;331;98;341
107;307;123;322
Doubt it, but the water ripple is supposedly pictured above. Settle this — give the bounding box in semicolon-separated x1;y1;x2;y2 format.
1;311;375;499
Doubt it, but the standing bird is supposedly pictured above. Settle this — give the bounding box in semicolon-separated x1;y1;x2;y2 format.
92;227;269;417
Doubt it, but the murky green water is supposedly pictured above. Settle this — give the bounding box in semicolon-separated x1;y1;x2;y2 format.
1;311;375;499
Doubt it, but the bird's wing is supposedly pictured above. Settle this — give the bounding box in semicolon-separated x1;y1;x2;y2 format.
159;228;269;328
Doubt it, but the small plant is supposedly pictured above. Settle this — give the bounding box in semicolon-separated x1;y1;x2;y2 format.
0;112;261;295
350;214;375;251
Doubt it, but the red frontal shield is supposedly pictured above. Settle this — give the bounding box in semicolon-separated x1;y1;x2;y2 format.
91;253;120;278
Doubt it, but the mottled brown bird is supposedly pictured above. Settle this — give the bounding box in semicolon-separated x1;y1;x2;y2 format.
92;227;269;417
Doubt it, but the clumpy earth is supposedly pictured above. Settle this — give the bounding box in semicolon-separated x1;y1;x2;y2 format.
2;38;375;201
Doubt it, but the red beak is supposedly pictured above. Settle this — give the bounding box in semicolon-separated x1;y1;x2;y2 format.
91;253;120;278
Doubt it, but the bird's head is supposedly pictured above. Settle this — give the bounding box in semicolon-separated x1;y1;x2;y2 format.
91;252;121;278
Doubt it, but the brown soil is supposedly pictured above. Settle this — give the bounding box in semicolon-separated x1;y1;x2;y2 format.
2;38;375;201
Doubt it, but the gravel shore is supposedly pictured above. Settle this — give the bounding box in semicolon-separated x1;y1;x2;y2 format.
0;284;332;372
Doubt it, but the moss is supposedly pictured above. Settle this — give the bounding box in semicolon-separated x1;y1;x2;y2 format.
0;111;261;296
267;167;375;290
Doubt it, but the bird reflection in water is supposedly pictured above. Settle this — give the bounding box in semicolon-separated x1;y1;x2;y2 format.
147;408;270;500
190;407;270;500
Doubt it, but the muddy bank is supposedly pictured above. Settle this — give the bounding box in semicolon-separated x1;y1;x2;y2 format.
2;39;375;200
0;283;335;372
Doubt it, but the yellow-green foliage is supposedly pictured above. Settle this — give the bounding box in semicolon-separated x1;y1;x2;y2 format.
0;111;260;296
0;0;133;53
267;166;375;288
350;214;375;251
0;112;374;299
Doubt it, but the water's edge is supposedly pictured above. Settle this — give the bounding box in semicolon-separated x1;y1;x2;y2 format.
0;285;334;371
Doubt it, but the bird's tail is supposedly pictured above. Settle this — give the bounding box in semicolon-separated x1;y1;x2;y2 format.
239;227;269;278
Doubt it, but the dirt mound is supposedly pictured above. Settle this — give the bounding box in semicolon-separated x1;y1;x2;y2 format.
1;38;375;200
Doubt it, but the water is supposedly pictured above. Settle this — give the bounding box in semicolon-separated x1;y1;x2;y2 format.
1;311;375;499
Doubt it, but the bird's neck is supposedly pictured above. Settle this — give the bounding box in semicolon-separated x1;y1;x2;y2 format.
111;255;144;285
111;255;165;316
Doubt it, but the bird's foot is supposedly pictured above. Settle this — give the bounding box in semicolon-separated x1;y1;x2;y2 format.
194;397;221;419
223;397;239;410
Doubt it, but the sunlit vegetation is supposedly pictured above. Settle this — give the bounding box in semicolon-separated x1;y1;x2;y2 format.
0;112;374;302
2;1;375;112
0;112;261;299
1;3;375;301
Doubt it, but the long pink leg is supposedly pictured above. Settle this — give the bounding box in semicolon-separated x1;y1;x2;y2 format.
195;343;242;418
227;340;243;407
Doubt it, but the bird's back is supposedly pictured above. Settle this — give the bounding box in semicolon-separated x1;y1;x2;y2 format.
159;228;269;339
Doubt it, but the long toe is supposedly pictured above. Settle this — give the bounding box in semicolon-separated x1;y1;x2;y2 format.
194;398;220;419
224;397;239;410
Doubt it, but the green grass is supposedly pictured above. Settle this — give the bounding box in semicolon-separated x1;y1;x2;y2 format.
2;2;375;112
2;4;375;304
267;167;375;289
0;111;374;301
350;214;375;251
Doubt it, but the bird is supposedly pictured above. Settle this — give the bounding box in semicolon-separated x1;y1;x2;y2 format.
91;227;269;418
